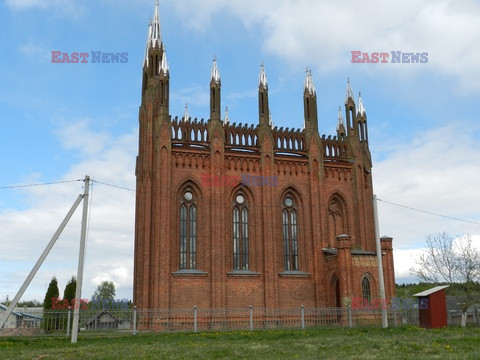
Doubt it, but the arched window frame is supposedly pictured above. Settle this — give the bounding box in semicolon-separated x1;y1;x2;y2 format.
327;193;349;247
361;275;372;305
233;192;249;270
332;275;341;308
179;189;197;269
282;194;299;271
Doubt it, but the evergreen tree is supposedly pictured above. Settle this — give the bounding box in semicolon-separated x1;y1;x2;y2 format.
43;277;59;310
43;277;60;331
63;276;76;306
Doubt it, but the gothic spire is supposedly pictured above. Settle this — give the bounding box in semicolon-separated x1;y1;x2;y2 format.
259;63;268;89
184;103;189;122
304;67;316;95
357;92;366;116
160;49;169;74
149;0;162;49
143;22;152;66
345;77;354;104
337;106;345;131
223;106;230;125
211;57;220;84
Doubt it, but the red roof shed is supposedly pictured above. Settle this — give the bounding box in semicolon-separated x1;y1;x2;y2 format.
413;285;449;328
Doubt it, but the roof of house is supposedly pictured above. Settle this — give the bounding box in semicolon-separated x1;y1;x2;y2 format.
0;304;20;317
84;310;124;326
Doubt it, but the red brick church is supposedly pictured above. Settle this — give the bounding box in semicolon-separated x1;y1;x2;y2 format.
134;2;395;310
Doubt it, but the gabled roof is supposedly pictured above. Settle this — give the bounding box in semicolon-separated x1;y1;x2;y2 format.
84;310;124;326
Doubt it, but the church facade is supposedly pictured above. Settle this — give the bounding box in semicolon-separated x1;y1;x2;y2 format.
134;2;395;310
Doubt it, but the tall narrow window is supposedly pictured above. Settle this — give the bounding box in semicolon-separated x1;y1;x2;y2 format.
180;190;196;269
362;276;371;305
233;193;249;270
283;196;299;270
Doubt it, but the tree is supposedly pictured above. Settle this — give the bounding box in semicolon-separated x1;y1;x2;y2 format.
63;276;76;306
43;277;59;310
92;281;116;301
410;232;480;327
16;299;42;307
43;277;60;331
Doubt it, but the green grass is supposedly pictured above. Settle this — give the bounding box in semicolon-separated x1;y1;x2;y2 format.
1;327;480;359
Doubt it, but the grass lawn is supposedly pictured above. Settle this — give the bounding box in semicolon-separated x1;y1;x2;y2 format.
1;326;479;359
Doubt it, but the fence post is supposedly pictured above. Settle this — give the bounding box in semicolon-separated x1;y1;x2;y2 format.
301;305;305;329
348;306;352;328
249;305;253;331
133;306;137;336
393;307;397;327
194;306;197;333
67;307;71;336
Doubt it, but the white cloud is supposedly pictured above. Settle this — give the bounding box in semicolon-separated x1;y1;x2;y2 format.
56;120;111;156
18;42;53;63
171;0;480;93
0;120;137;301
171;85;210;112
402;234;480;284
6;0;85;17
394;248;423;281
373;122;480;282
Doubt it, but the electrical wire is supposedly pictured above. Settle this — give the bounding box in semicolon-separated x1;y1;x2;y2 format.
92;180;135;192
2;178;477;226
0;179;82;190
377;198;480;226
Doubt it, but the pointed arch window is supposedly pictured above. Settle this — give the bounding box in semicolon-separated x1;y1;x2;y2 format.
333;276;341;308
362;276;371;305
283;195;299;271
328;195;348;246
180;190;196;269
233;193;249;270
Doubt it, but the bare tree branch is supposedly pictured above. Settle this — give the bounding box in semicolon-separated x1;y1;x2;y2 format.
410;232;480;327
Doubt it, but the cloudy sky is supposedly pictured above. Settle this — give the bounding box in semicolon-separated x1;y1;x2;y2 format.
1;0;479;303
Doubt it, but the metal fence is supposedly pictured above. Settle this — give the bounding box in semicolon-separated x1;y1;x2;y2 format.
0;306;426;336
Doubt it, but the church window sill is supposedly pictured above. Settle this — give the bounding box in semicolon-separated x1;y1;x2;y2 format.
279;270;310;278
227;270;261;278
172;269;208;278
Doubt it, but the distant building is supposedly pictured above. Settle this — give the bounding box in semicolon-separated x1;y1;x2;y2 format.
0;304;42;328
134;2;396;310
446;296;480;325
85;311;131;330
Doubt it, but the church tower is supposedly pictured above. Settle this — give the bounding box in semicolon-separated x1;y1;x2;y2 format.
134;0;172;309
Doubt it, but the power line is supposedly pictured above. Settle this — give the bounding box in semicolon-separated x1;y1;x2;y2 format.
93;181;480;226
92;180;135;192
377;198;480;226
2;178;477;226
0;179;83;190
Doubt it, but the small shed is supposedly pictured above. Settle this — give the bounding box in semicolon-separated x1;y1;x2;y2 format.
413;285;449;328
